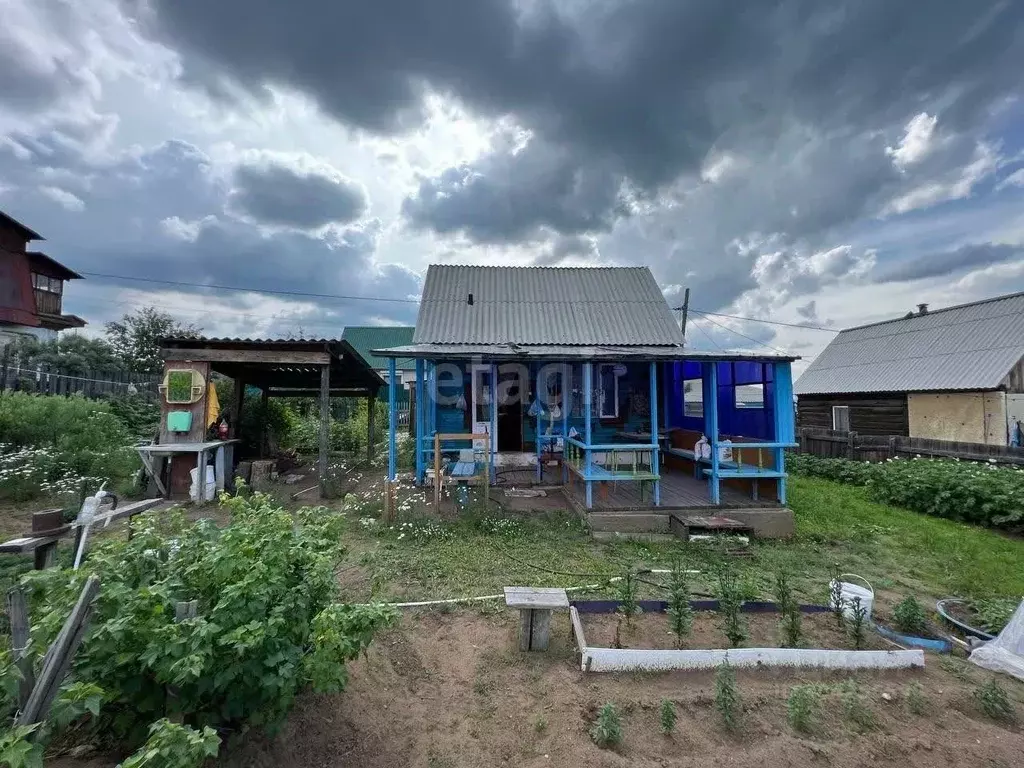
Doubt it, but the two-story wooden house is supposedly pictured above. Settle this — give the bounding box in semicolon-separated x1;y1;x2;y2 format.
0;210;86;346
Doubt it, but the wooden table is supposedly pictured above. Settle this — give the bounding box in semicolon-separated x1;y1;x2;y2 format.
136;440;239;500
504;587;569;652
614;431;672;465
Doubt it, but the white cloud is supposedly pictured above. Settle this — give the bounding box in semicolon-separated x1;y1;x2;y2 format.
39;185;85;211
996;167;1024;191
886;112;938;170
884;142;999;215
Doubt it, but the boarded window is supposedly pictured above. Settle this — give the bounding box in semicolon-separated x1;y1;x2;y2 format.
683;378;703;417
832;405;851;432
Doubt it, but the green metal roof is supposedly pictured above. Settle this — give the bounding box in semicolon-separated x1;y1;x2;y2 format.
341;326;416;370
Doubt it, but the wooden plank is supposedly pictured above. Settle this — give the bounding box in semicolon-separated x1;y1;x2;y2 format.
518;609;533;652
504;587;569;609
6;587;34;708
162;348;330;365
530;609;553;651
34;541;58;570
135;450;168;498
0;535;61;555
17;575;100;727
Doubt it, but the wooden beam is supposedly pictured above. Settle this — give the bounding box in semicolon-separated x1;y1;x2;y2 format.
17;576;100;727
163;348;330;365
6;587;34;708
319;365;330;497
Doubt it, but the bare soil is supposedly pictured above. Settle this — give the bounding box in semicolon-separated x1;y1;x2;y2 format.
217;610;1024;768
581;610;890;651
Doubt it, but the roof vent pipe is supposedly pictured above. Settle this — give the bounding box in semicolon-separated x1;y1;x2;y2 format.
917;303;929;315
467;292;474;306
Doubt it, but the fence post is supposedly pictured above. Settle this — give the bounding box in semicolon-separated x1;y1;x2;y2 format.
799;427;808;454
0;345;9;393
846;431;856;460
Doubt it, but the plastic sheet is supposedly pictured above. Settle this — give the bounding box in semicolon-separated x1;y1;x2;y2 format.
970;599;1024;681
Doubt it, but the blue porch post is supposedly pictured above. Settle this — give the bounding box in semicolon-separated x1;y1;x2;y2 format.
649;361;660;506
562;363;570;484
489;361;498;483
534;363;543;482
387;357;397;482
702;361;720;504
414;358;425;485
661;362;670;430
773;361;795;505
583;361;593;509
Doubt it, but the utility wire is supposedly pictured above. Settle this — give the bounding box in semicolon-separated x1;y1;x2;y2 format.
78;271;420;303
687;319;724;350
688;309;837;333
698;313;789;355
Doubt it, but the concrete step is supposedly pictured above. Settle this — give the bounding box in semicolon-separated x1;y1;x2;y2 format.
587;513;670;533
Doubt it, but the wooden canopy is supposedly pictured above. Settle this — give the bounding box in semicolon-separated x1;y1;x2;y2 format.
160;337;385;397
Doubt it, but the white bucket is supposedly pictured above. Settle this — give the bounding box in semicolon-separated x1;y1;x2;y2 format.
189;466;216;502
829;574;874;621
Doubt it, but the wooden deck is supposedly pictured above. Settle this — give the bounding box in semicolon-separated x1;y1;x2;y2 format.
564;467;778;513
489;461;778;513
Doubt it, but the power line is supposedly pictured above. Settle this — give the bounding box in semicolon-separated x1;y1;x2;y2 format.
686;319;724;350
698;313;789;355
78;272;420;304
681;307;837;333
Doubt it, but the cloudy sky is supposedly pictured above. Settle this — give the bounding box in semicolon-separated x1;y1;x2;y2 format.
3;0;1024;373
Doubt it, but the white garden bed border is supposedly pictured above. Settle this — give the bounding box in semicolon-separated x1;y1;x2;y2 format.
569;606;925;673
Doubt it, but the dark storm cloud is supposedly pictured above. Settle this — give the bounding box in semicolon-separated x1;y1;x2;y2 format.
876;243;1023;284
402;140;627;242
136;0;1024;200
231;162;367;230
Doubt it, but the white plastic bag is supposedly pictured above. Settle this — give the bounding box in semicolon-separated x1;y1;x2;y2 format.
970;598;1024;681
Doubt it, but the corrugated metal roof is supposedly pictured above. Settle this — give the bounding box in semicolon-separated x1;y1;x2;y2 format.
373;343;796;362
795;292;1024;395
341;326;416;370
412;265;685;346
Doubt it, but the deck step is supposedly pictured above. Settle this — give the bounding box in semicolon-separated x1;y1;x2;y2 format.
587;513;671;533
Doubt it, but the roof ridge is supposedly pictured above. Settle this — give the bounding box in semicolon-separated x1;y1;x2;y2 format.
840;290;1024;333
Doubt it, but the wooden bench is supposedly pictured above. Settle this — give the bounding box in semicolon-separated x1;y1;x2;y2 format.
504;587;569;651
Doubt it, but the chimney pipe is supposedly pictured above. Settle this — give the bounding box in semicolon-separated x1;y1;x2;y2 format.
917;303;929;315
467;292;474;306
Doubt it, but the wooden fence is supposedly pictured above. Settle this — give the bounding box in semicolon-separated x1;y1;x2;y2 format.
0;358;159;400
797;427;1024;466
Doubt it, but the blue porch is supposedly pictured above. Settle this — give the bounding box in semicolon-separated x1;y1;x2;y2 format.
383;353;796;513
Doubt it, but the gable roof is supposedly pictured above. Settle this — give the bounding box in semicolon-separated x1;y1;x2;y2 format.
341;326;416;370
27;251;82;281
412;265;685;347
0;210;43;242
795;292;1024;395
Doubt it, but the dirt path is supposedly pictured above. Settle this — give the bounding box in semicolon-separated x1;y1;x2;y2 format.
226;610;1024;768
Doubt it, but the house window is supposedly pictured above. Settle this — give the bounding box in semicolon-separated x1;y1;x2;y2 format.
596;364;619;419
683;378;703;417
32;274;62;294
832;405;851;432
735;383;765;409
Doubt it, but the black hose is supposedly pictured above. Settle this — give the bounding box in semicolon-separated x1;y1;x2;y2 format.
935;598;995;641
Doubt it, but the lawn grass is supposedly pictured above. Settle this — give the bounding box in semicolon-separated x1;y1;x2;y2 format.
342;475;1024;607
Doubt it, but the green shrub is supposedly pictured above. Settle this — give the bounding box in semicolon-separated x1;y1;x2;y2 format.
659;698;677;735
848;596;868;649
775;570;803;648
119;719;220;768
787;684;821;734
717;568;747;648
906;681;927;716
666;559;693;647
974;678;1015;722
714;660;742;731
0;392;140;501
892;595;928;636
590;702;623;749
840;679;876;731
107;393;161;440
616;568;641;626
787;453;1024;530
18;491;396;744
